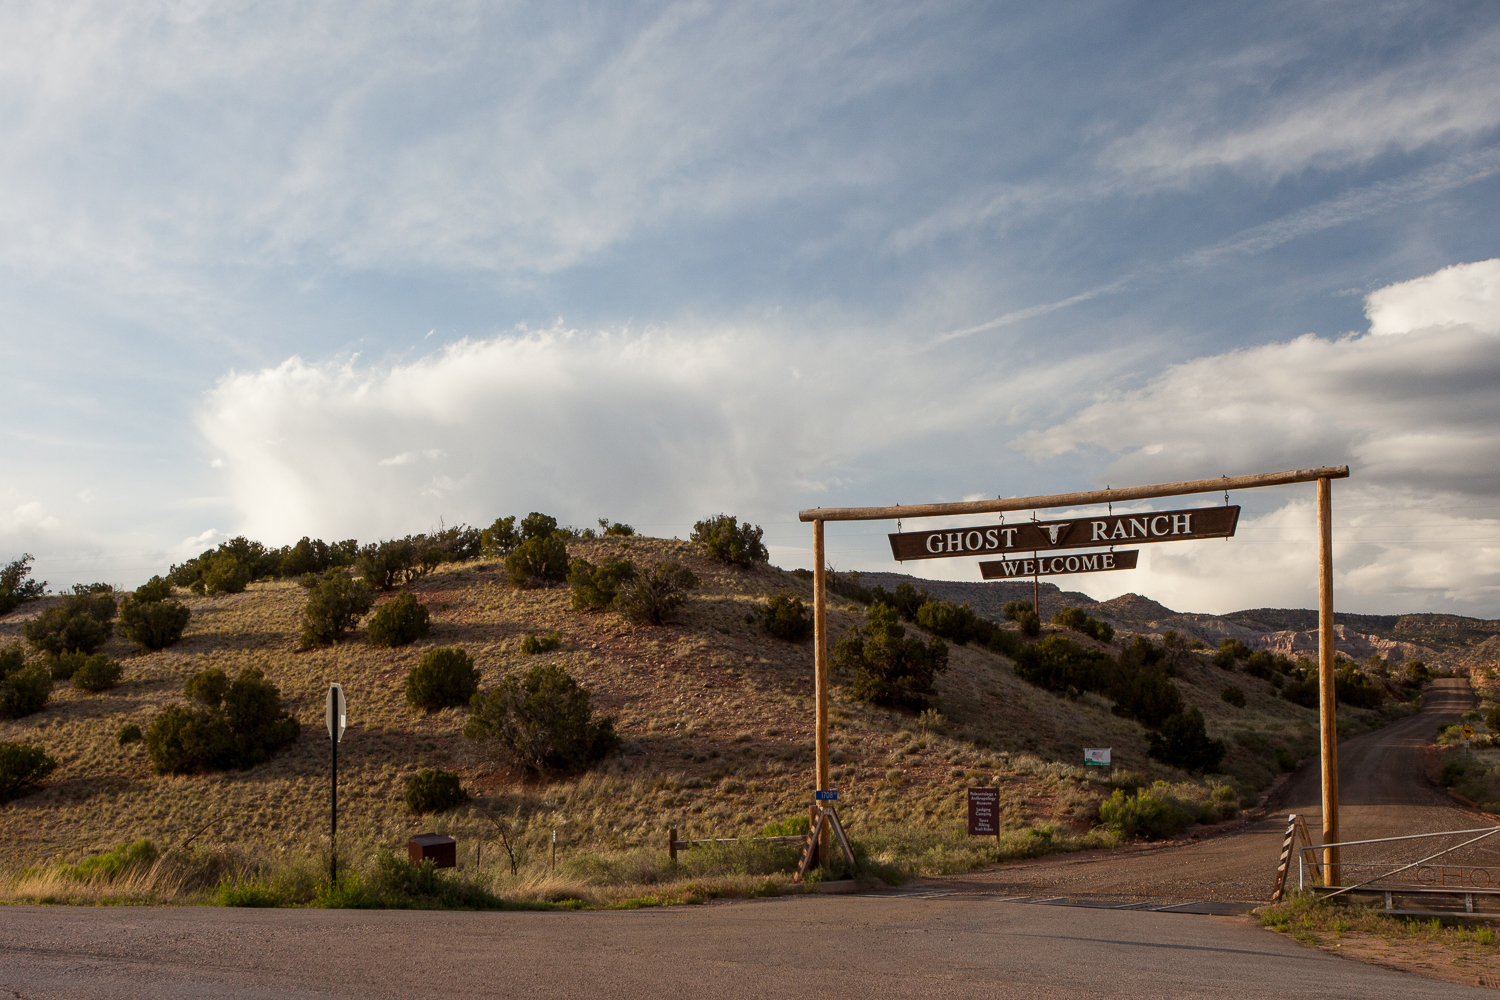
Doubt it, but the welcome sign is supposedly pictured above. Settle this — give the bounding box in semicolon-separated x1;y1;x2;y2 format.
888;505;1239;562
979;549;1138;579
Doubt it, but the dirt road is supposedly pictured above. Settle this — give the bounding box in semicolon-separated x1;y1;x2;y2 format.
932;678;1486;902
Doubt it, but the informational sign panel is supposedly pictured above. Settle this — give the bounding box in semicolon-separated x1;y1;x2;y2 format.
967;787;1000;836
980;550;1138;579
1084;748;1111;767
889;506;1239;562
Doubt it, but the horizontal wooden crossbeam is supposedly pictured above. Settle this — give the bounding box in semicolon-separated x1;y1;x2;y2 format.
797;466;1350;523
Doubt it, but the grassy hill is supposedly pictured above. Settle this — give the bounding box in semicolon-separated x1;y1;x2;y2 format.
0;534;1396;903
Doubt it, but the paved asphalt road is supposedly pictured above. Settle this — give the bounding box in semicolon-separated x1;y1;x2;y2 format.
1;680;1489;998
1;893;1493;999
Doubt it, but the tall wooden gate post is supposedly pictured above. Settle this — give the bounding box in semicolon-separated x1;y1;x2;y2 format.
1317;477;1340;886
812;519;831;863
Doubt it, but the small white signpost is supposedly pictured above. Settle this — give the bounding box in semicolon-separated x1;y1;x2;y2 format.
1084;748;1111;767
327;684;346;881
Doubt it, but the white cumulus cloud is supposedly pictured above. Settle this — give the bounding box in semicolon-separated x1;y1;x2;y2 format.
197;325;1051;547
1009;260;1500;614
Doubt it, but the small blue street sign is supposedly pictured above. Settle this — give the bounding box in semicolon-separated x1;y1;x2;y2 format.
815;790;839;801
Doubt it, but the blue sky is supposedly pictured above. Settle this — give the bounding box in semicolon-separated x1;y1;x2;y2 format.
3;2;1499;616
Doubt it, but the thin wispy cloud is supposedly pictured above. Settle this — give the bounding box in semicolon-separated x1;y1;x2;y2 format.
0;3;1497;618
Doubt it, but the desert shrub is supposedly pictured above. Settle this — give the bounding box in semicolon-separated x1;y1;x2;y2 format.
834;603;949;710
826;570;875;604
405;768;469;815
1112;665;1184;728
1406;660;1429;684
1487;704;1500;734
118;590;192;651
0;644;22;678
49;651;85;680
1213;638;1250;669
1242;650;1275;679
0;554;47;615
915;600;980;645
1196;784;1241;824
147;705;235;773
221;667;302;759
465;662;619;774
690;514;768;567
23;591;117;655
1439;756;1471;788
170;536;282;592
759;592;813;641
133;575;174;603
1335;661;1386;709
405;647;480;711
367;591;431;648
520;632;562;654
430;524;484;563
1004;600;1040;637
58;839;158;882
0;741;58;803
1107;637;1183;727
0;666;52;718
519;512;559;540
1222;685;1246;708
1098;782;1197;840
599;519;636;536
505;534;570;587
1147;708;1226;773
480;516;520;558
198;552;253;595
1281;675;1319;708
72;654;123;692
184;667;229;708
279;537;359;578
1052;606;1114;643
146;667;299;774
870;582;929;622
614;561;698;625
299;570;376;648
980;627;1023;658
762;814;812;837
117;723;143;745
355;536;444;590
1012;636;1110;696
1013;634;1181;727
568;557;637;611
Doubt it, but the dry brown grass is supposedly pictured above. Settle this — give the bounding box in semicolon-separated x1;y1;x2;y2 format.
0;535;1331;886
1258;892;1500;989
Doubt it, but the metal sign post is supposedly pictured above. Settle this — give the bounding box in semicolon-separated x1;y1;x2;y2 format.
326;683;346;882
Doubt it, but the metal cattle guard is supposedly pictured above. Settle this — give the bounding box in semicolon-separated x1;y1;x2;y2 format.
799;466;1350;880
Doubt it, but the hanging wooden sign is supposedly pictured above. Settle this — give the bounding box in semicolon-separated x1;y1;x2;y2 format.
889;505;1238;561
979;549;1138;579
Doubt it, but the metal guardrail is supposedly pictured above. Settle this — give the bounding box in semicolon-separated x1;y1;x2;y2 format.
1286;820;1500;916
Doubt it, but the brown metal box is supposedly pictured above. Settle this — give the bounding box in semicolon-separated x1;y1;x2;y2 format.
408;833;457;869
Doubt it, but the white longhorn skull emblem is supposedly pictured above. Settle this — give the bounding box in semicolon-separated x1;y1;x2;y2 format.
1044;523;1072;545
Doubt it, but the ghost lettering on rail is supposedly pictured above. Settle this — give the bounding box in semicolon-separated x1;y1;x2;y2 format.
978;549;1139;580
888;506;1238;562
